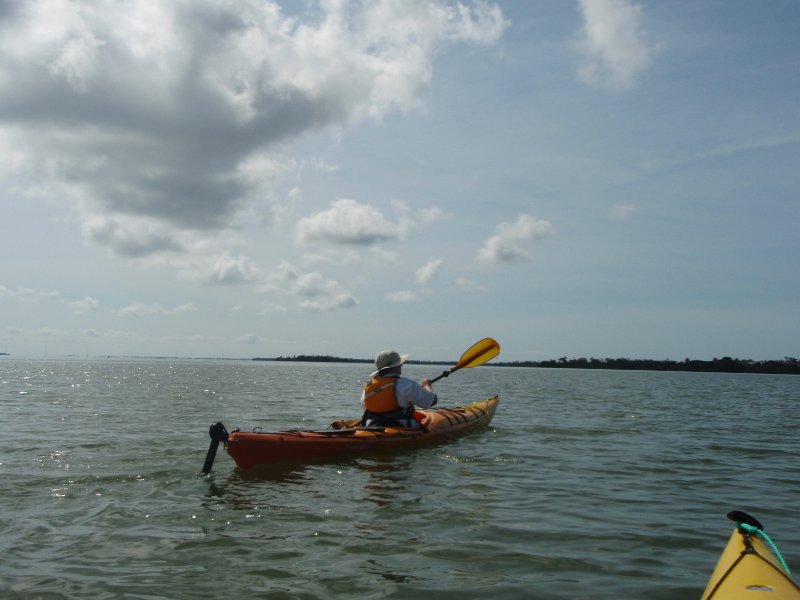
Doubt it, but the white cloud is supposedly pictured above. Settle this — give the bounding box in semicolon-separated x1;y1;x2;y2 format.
0;285;57;302
299;294;358;312
477;214;555;266
360;1;508;50
416;258;443;285
0;0;506;269
610;203;636;219
295;198;449;251
420;206;453;225
575;0;655;89
266;261;358;312
48;30;105;92
389;199;451;233
67;296;99;314
81;215;184;258
0;285;100;314
296;199;398;246
117;302;197;317
80;214;265;286
197;254;263;285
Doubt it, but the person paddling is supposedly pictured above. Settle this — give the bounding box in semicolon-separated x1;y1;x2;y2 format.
361;350;437;427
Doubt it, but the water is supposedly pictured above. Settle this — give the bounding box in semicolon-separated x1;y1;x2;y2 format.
1;358;798;599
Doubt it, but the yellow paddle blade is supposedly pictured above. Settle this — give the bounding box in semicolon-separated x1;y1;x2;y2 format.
454;337;500;370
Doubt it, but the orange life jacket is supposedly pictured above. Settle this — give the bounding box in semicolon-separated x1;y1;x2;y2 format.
363;375;401;414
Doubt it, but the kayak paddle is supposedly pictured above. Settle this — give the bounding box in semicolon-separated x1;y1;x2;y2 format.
430;337;500;383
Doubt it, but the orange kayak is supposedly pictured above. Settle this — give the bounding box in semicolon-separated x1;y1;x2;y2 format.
210;396;498;470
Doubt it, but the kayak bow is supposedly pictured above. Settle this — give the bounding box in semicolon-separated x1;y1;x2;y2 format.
702;511;800;599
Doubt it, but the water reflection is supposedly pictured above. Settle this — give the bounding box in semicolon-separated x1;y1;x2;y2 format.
355;454;414;508
203;451;424;514
231;462;311;484
203;462;310;511
364;558;422;583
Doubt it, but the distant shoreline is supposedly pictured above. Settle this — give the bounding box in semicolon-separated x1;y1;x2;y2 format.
254;355;800;375
2;353;797;374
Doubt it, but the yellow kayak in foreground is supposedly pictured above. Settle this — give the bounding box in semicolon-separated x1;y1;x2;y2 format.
702;511;800;599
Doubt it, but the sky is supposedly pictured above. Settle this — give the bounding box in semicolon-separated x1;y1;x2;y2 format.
1;0;798;362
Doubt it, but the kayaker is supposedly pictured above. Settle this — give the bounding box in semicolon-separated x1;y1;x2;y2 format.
361;350;437;427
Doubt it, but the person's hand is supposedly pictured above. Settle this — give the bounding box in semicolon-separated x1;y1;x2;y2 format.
421;378;433;388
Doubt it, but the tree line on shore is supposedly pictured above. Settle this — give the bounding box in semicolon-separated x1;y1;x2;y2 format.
254;355;800;374
258;355;373;364
496;356;800;374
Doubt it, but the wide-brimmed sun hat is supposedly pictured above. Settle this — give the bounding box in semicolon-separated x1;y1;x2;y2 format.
370;349;408;376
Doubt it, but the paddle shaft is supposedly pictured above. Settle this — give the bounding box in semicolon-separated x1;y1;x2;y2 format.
430;372;449;384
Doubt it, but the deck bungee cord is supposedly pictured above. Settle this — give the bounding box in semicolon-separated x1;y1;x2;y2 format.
702;510;800;600
729;511;792;577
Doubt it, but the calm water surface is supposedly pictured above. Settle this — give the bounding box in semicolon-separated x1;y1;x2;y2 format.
1;358;798;599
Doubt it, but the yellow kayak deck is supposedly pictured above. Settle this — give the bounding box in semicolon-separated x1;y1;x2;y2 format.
702;512;800;599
